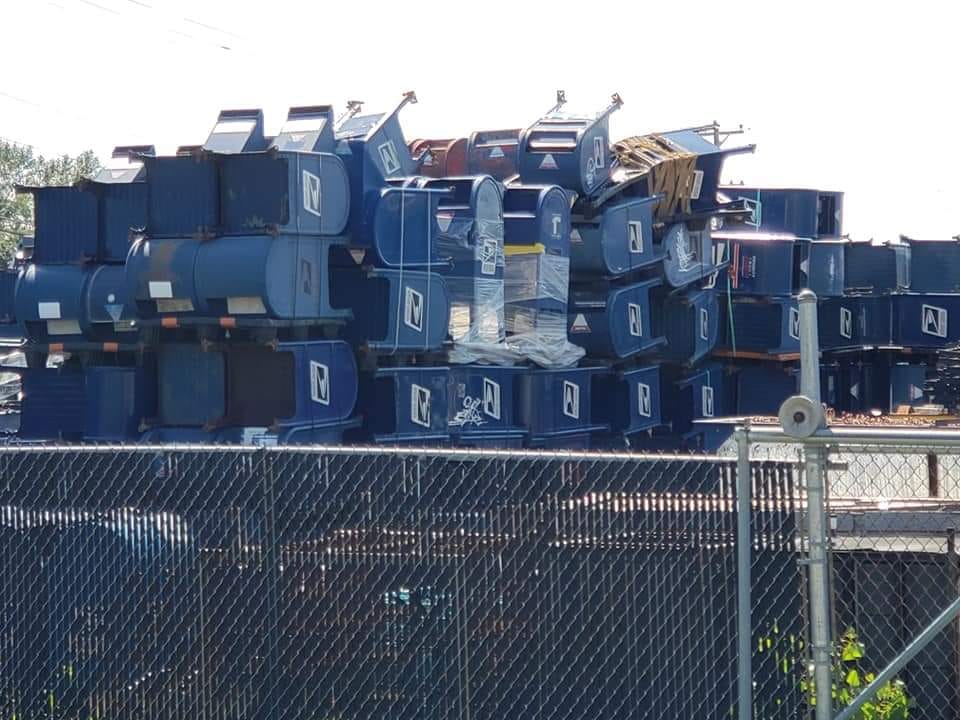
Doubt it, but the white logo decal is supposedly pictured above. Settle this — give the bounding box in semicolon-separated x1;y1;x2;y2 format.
840;307;853;340
551;214;563;238
404;287;424;332
922;304;948;338
699;307;710;341
628;302;642;337
789;307;800;341
689;169;704;201
539;153;558;170
378;140;401;175
309;361;330;405
562;380;580;420
637;382;652;418
411;384;431;428
593;136;605;170
302;169;322;217
701;385;714;418
480;237;498;276
489;146;505;159
482;378;501;420
628;220;644;254
570;314;590;333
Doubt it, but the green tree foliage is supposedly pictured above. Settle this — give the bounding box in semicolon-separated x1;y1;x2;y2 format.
0;140;101;264
803;628;912;719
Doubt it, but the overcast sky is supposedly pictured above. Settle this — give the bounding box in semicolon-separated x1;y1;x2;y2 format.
1;0;957;242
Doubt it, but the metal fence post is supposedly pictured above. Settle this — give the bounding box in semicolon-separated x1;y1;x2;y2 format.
736;429;752;720
805;443;833;720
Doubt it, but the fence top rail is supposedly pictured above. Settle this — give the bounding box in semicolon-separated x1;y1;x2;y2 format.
0;443;737;464
737;424;960;450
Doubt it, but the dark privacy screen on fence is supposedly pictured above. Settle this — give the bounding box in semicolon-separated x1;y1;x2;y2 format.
0;448;800;720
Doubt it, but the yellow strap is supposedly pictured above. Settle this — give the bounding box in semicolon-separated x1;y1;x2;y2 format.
504;243;546;257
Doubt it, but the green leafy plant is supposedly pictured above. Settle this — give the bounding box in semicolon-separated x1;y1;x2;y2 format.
802;628;911;719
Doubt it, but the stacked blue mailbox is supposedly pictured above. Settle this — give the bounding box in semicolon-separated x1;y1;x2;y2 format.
715;189;852;416
493;95;747;449
714;187;945;417
126;107;365;443
11;145;158;441
15;96;955;449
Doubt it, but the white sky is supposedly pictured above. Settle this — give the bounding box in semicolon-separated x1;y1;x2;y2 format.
1;0;957;241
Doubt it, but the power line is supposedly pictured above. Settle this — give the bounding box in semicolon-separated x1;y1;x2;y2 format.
77;0;120;14
60;0;246;53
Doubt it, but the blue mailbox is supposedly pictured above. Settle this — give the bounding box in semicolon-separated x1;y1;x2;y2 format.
719;296;800;356
355;366;450;444
839;359;884;413
568;278;665;359
18;364;153;441
272;105;337;153
155;344;225;427
84;365;156;441
516;367;607;449
18;146;153;264
593;365;662;439
466;128;521;180
447;365;526;447
819;296;892;350
889;362;929;409
216;340;359;444
202;108;269;154
895;238;960;293
335;93;418;235
415;175;505;352
130;232;349;331
720;187;843;239
15;264;137;346
807;240;846;297
193;235;351;325
332;267;450;355
93;144;155;184
657;130;754;213
734;363;799;416
18;365;87;441
661;223;728;289
662;363;726;445
817;191;844;237
891;294;960;349
16;185;97;263
660;287;720;365
844;241;899;293
152;341;358;442
518;94;621;195
503;185;570;252
503;186;571;322
0;269;18;337
126;236;203;319
719;187;820;238
142;148;350;239
724;233;809;295
569;196;660;277
818;296;862;351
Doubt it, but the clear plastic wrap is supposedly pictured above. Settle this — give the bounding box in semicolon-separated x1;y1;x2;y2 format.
505;308;585;368
503;248;584;368
436;209;511;365
504;252;570;304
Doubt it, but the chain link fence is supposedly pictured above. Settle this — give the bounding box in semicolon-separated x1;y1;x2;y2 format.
0;446;803;720
824;442;960;720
